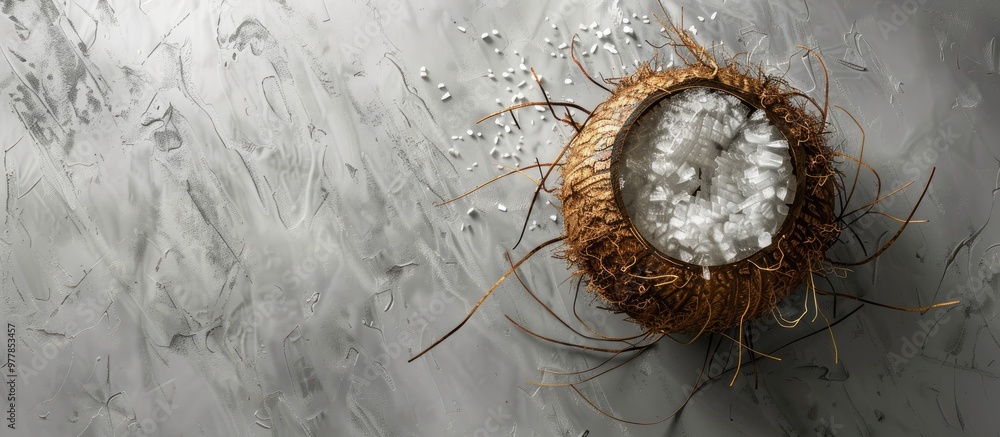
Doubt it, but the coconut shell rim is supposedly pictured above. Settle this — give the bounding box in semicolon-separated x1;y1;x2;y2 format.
607;80;814;273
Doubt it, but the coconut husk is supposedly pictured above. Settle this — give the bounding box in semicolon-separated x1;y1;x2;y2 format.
557;36;841;335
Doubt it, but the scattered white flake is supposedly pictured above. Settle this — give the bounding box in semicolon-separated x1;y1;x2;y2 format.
697;16;705;22
688;25;697;35
590;21;598;29
623;18;630;24
481;33;490;39
603;43;618;54
516;80;526;87
551;23;557;29
579;23;588;30
495;98;502;104
711;12;718;20
497;204;507;212
473;161;478;166
504;125;511;133
623;25;634;35
494;48;500;53
544;37;551;44
489;146;498;156
457;26;466;33
590;44;598;54
501;71;510;78
448;148;459;157
441;92;451;101
519;63;527;71
557;42;568;49
419;66;428;78
565;78;573;84
492;29;499;35
476;132;482;137
603;28;612;37
550;215;558;222
437;83;445;89
467;207;476;216
466;129;474;136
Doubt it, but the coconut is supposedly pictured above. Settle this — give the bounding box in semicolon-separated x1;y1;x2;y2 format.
409;12;955;371
557;55;841;336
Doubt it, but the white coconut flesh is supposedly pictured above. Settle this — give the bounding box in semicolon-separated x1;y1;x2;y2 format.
619;87;796;267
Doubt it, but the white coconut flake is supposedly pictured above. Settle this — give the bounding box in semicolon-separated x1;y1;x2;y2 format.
497;204;508;212
603;43;618;54
619;88;796;266
441;92;451;101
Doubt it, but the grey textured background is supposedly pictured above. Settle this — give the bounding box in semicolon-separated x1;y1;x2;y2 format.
1;0;998;436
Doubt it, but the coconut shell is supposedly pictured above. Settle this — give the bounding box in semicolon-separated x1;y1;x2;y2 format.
557;61;841;335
